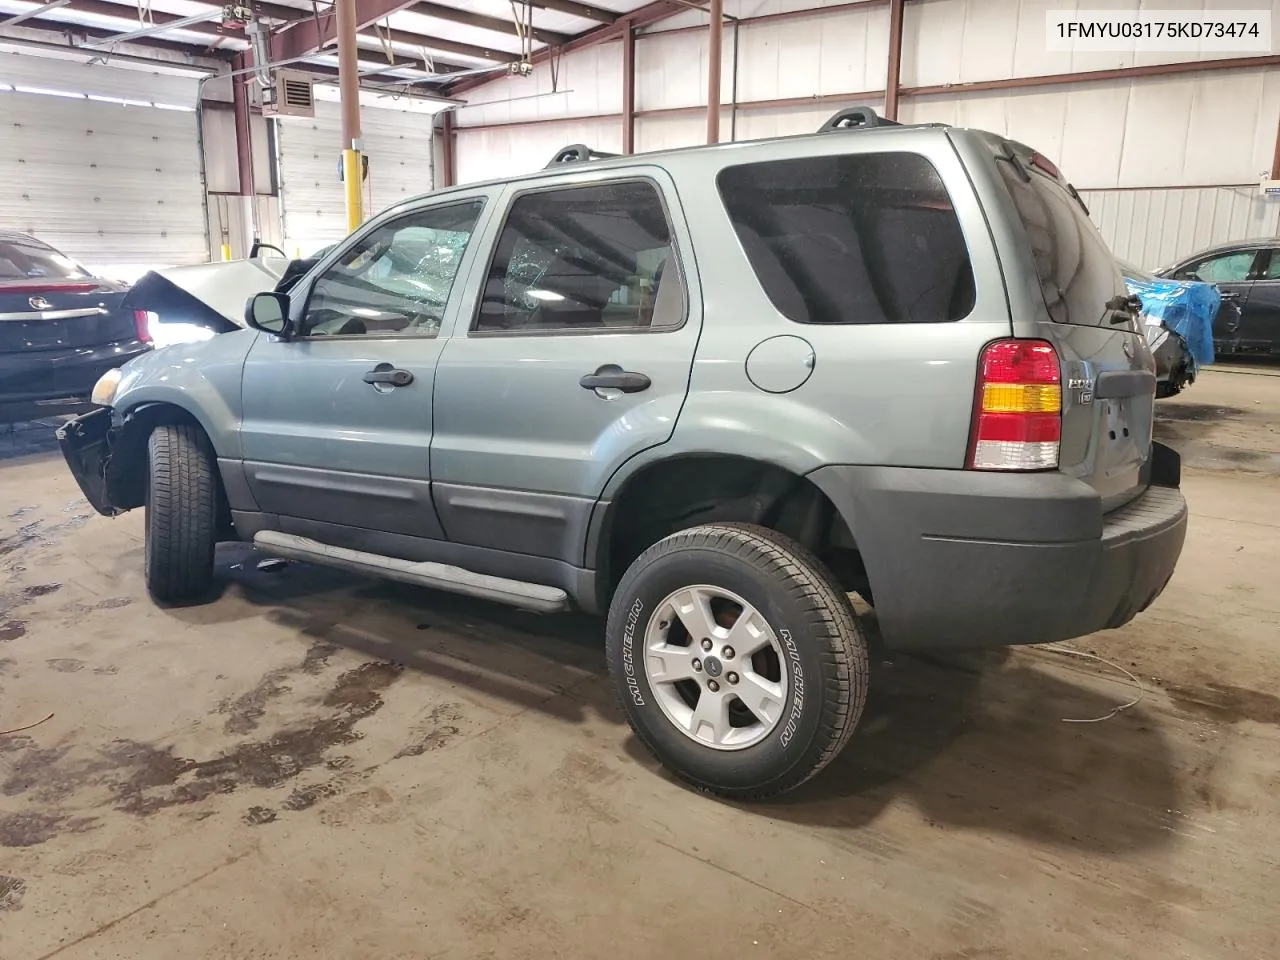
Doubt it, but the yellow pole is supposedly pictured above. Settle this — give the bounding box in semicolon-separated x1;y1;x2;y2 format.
336;0;364;233
220;242;232;261
343;148;363;233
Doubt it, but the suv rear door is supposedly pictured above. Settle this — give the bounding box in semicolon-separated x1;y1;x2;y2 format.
981;136;1156;511
429;170;699;567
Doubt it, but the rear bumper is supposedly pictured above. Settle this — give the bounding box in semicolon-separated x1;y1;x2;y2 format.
0;340;149;423
0;395;95;423
808;443;1188;650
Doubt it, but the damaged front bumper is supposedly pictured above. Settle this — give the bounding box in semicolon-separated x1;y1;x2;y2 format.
56;406;121;516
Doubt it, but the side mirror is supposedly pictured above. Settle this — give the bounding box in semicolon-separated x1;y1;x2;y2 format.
246;291;291;336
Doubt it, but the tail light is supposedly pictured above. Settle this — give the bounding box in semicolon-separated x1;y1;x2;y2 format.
968;339;1061;471
133;309;154;345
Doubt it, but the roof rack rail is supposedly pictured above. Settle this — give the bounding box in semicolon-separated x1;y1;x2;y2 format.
546;144;620;168
818;106;900;132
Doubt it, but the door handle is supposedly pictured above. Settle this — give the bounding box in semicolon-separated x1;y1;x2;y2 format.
579;364;651;394
363;363;414;387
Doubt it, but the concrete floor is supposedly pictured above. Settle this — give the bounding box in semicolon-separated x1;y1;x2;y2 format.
2;367;1279;959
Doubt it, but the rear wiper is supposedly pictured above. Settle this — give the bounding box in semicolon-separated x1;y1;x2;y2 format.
1067;183;1090;216
996;143;1031;182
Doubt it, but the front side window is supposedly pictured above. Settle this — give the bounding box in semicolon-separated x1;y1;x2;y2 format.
474;181;686;334
1183;251;1257;283
303;200;483;338
717;152;975;325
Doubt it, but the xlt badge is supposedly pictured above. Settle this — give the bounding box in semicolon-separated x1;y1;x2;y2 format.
1067;376;1094;404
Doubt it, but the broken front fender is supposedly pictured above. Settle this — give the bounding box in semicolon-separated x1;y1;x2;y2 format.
56;407;120;517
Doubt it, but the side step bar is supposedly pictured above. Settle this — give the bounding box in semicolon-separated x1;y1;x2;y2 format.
253;531;570;614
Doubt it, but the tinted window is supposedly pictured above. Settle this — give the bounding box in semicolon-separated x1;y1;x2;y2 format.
716;153;974;325
1184;251;1256;283
0;237;92;284
1263;251;1280;281
993;150;1126;327
995;149;1125;326
304;200;482;338
475;181;685;334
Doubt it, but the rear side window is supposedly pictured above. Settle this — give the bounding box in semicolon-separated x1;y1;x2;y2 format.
716;152;974;325
474;180;685;334
994;150;1125;326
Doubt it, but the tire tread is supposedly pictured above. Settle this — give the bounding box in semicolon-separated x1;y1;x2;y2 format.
607;522;869;800
145;424;217;603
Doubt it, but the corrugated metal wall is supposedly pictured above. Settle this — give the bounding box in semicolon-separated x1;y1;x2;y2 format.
1081;186;1280;270
452;0;1280;264
277;99;435;255
0;51;206;272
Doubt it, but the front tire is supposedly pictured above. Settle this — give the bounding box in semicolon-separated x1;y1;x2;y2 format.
606;523;868;800
144;424;217;604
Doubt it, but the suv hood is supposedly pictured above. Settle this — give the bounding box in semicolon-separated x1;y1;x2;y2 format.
124;258;293;333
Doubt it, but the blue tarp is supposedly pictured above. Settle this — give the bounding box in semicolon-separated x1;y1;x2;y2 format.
1123;275;1218;372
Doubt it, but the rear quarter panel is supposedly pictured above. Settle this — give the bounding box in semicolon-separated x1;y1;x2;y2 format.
602;127;1012;494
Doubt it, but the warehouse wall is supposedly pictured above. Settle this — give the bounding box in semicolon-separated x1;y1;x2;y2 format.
452;0;1280;268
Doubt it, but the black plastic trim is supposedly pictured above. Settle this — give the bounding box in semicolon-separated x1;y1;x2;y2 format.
432;482;594;565
1094;369;1157;400
807;447;1186;650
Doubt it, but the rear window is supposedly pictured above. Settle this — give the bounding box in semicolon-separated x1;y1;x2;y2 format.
716;152;975;325
994;150;1125;326
0;237;91;284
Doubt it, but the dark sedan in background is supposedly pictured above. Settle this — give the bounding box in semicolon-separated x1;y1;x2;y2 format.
1157;239;1280;354
1;231;152;424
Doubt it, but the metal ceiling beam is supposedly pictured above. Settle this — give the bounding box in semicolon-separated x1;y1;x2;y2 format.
0;13;233;57
81;8;222;46
533;0;617;23
359;23;516;62
354;41;468;74
410;2;569;45
271;0;516;64
0;0;71;30
21;0;247;47
449;0;681;93
77;0;309;23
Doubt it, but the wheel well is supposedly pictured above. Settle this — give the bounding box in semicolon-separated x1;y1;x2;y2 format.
107;404;226;523
597;456;868;605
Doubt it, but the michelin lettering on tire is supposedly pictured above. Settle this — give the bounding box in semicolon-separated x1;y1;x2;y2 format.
622;597;645;706
778;628;805;748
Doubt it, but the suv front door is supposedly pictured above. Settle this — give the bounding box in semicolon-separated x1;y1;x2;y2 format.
430;173;700;566
239;193;490;541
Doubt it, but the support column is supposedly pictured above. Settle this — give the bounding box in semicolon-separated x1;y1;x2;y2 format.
885;0;905;121
707;0;723;144
336;0;364;232
1272;113;1280;179
622;20;635;154
230;52;256;260
440;110;456;188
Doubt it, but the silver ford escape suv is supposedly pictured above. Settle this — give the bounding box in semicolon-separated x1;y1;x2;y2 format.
58;106;1187;800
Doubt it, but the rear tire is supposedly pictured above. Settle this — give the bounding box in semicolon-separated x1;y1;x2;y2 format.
606;522;868;800
144;424;217;604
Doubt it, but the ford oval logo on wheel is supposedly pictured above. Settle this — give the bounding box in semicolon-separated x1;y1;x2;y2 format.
29;296;53;311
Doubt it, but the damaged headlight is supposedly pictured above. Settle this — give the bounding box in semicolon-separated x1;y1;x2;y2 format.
91;368;123;407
